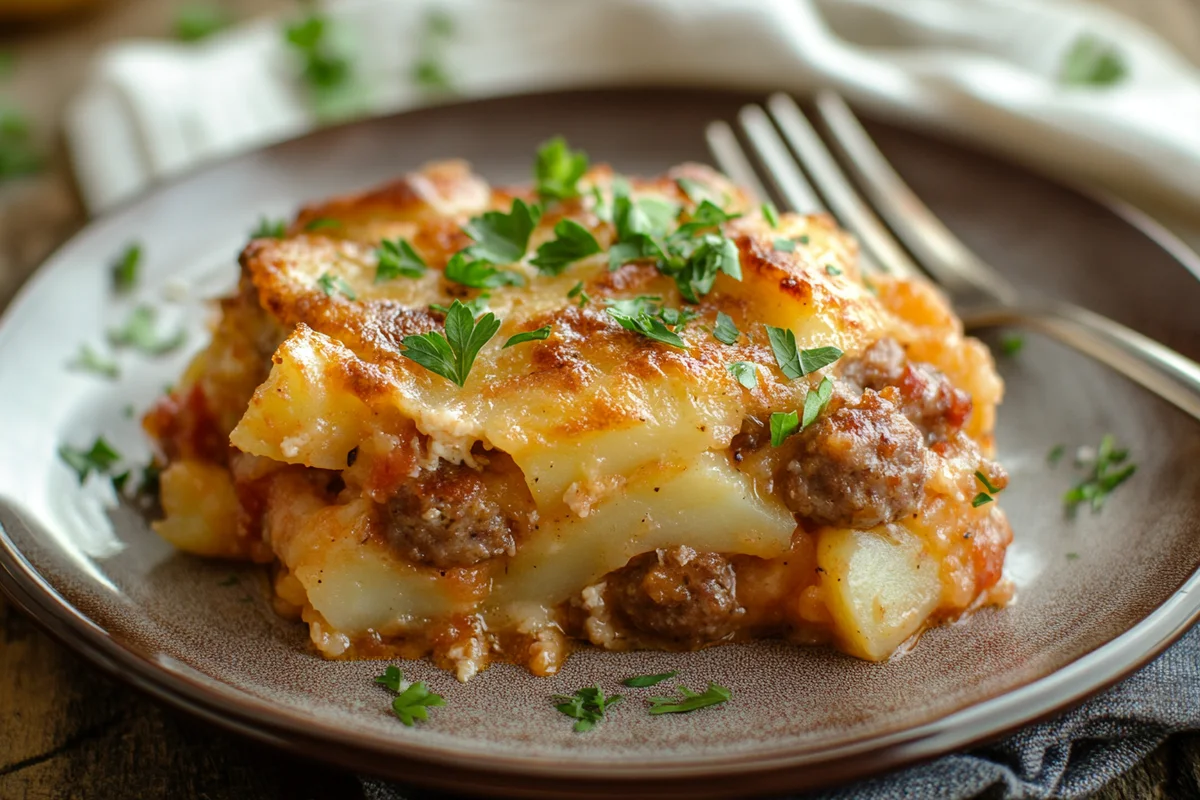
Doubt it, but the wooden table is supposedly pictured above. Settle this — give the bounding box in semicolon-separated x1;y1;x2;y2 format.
2;2;1200;797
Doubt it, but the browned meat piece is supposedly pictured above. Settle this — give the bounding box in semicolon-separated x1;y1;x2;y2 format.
840;337;972;442
385;461;519;568
607;546;744;646
780;389;928;528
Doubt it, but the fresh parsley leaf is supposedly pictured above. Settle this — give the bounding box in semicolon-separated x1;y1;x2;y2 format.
798;235;810;245
801;376;835;430
430;294;488;316
657;306;698;330
766;327;844;380
1048;444;1065;466
647;682;731;715
68;345;119;379
1066;552;1080;561
412;56;453;91
713;311;740;345
622;671;678;688
567;281;591;307
825;264;842;276
283;10;358;120
1061;34;1127;87
0;105;42;180
410;10;456;92
675;200;739;235
607;307;686;349
1064;434;1136;515
251;217;287;239
530;220;601;275
304;217;341;232
108;306;185;355
175;3;231;42
426;9;455;38
535;137;589;202
444;252;524;289
774;238;796;253
110;243;142;293
59;437;121;484
972;493;994;508
770;410;800;447
401;299;501;386
1000;334;1024;357
317;272;356;300
375;238;426;282
664;233;741;303
374;666;446;726
975;470;1002;495
465;199;540;263
503;326;552;348
553;686;622;733
762;202;780;229
605;295;662;318
972;470;1002;508
727;361;758;389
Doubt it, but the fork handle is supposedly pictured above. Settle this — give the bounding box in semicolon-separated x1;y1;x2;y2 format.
961;302;1200;423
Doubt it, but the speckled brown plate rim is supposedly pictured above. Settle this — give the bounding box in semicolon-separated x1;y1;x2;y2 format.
3;88;1200;798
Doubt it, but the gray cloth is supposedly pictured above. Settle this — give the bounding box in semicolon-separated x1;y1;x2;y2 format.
360;624;1200;800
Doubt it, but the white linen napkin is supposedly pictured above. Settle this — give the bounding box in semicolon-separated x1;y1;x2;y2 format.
65;0;1200;225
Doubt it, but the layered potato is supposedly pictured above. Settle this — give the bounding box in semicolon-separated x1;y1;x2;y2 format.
144;150;1011;680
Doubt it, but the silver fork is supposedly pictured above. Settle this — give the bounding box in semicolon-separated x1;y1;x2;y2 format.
707;91;1200;423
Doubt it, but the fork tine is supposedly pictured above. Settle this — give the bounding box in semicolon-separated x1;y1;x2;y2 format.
736;105;825;215
810;91;1019;305
765;93;921;281
705;121;773;205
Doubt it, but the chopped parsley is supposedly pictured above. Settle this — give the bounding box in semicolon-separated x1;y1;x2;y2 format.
530;220;601;276
535;137;589;202
1066;552;1080;561
675;177;716;205
1060;34;1127;87
68;345;119;379
411;10;456;93
110;243;142;293
770;410;800;447
774;238;797;253
766;325;843;380
304;217;341;232
59;437;121;484
464;198;540;263
1000;334;1025;357
712;311;740;345
444;252;523;289
317;272;356;300
972;469;1002;507
375;238;426;282
604;296;692;349
250;216;286;239
553;686;622;733
108;305;185;355
825;264;842;276
283;9;358;120
663;233;741;304
0;103;42;181
175;4;231;42
1047;444;1066;466
1064;434;1136;515
607;306;686;349
801;376;835;430
374;666;446;726
430;294;488;316
401;299;500;386
567;281;591;307
647;682;731;715
622;671;678;688
727;361;758;389
503;325;552;348
762;202;780;229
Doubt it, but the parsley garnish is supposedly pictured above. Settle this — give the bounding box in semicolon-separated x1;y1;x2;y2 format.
317;272;356;300
727;361;758;389
664;233;741;304
250;217;286;239
713;311;740;345
622;671;678;688
430;295;488;316
59;437;121;484
776;238;798;253
0;103;42;181
530;220;601;275
553;686;622;732
401;299;500;386
825;264;842;276
374;666;446;726
110;243;142;293
567;281;591;307
1048;444;1065;466
607;306;686;349
444;252;523;289
604;296;693;349
762;202;780;229
375;238;426;282
801;376;835;429
647;682;731;715
68;345;119;379
464;198;540;263
175;4;230;42
411;10;456;93
972;469;1002;507
1061;35;1126;87
1000;334;1024;357
770;410;800;447
765;325;843;380
1064;434;1136;515
1066;552;1080;561
304;217;341;232
535;137;589;202
108;306;185;355
503;326;552;348
283;9;358;120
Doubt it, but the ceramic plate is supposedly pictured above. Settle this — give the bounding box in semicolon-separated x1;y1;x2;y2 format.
2;89;1199;798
